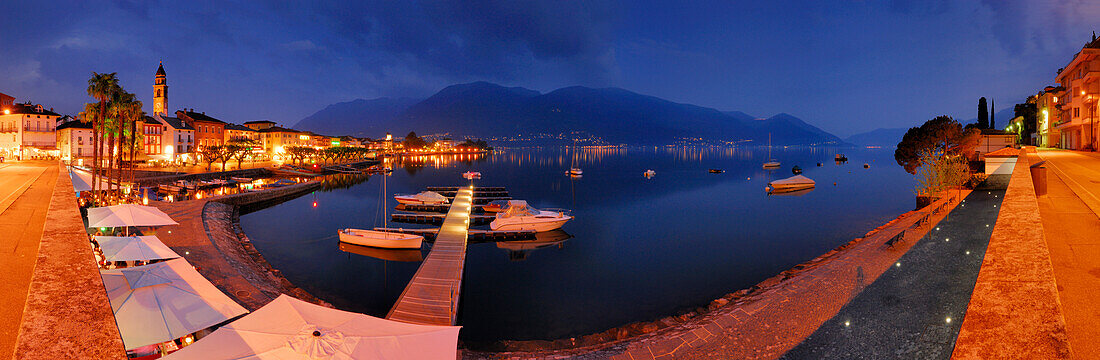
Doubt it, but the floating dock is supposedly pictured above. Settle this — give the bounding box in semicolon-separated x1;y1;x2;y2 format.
391;213;494;225
386;188;474;325
374;228;537;241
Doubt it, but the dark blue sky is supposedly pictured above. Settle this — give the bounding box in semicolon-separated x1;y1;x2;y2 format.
2;0;1097;136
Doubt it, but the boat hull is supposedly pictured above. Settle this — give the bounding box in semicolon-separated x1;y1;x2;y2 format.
490;216;572;232
394;196;448;205
338;229;423;249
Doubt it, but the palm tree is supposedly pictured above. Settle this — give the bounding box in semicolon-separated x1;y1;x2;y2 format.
86;73;119;199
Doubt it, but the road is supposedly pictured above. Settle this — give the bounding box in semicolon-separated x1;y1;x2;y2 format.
0;161;57;358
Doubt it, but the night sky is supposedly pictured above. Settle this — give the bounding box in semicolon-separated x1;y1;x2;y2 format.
2;0;1098;137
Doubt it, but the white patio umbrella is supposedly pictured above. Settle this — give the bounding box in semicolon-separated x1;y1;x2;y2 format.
87;204;178;229
101;258;248;350
94;235;181;262
69;168;111;192
165;294;461;360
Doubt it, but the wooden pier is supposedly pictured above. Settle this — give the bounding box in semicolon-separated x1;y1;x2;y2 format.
386;188;474;325
391;213;494;225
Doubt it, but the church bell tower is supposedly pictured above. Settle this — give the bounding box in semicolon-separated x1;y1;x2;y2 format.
153;62;168;116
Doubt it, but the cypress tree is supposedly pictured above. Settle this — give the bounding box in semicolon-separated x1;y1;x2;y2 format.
990;98;995;129
978;97;989;129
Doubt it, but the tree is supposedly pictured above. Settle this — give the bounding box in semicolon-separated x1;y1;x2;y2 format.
403;131;426;149
227;139;257;169
1014;102;1038;145
977;97;989;129
894;115;981;174
198;145;224;171
989;98;996;129
86;72;120;198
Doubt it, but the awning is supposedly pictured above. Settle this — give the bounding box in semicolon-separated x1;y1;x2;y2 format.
101;258;248;350
87;204;178;228
164;294;461;359
94;235;181;262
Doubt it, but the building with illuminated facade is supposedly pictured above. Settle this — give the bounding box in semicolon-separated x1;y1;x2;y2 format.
1052;37;1100;150
0;100;60;160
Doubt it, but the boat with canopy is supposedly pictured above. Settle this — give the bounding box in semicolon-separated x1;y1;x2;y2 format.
489;200;572;232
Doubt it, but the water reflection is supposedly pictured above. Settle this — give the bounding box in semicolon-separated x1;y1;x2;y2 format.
495;229;574;262
339;242;424;262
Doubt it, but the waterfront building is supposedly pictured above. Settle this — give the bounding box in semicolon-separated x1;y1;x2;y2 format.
977;129;1017;155
242;120;277;131
1034;86;1064;148
224;123;258;143
0;91;13;108
256;126;307;156
176;110;226;150
1053;36;1100;150
338;136;364;147
0;100;60;160
140;116;164;160
56;120;94;164
146;113;194;162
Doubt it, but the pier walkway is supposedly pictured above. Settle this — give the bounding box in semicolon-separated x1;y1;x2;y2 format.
387;187;475;326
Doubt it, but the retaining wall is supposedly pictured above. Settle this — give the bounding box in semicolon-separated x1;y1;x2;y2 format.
952;149;1072;358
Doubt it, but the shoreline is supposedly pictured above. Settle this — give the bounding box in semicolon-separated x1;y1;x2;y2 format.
462;192;965;358
210;170;961;358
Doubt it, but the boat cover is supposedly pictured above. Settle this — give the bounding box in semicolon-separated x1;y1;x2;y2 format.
498;200;539;218
770;175;815;186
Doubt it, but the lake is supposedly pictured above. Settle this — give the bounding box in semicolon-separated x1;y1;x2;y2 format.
239;146;916;348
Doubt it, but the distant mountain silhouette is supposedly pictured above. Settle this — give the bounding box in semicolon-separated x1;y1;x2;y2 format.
742;113;844;145
845;128;909;147
295;81;844;145
293;97;420;136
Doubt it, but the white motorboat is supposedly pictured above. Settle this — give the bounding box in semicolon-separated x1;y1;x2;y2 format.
768;175;816;193
393;191;449;205
644;169;656;178
338;229;423;249
490;200;572;232
462;171;482;179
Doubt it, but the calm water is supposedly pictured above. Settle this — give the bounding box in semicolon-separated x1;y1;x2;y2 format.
240;146;915;347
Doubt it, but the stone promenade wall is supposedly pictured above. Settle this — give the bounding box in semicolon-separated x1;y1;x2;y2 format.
952;150;1072;358
211;179;322;208
14;166;126;359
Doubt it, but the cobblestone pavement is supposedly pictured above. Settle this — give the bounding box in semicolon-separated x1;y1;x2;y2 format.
781;190;1003;359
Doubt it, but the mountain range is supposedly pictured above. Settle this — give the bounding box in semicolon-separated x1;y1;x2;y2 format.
293;81;845;146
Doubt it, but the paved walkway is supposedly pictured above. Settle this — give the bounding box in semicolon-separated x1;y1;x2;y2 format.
0;162;52;358
1035;149;1100;358
153;200;287;310
388;188;474;325
781;190;1003;359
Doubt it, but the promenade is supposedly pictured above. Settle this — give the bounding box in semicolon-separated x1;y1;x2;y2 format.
1033;149;1100;357
0;162;54;358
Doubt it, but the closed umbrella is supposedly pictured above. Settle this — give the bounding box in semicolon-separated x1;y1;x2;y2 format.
101;258;247;350
94;235;180;262
165;294;461;360
87;204;178;229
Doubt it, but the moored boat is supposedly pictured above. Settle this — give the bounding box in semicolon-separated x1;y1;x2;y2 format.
644;169;656;178
394;191;449;205
490;200;572;232
481;199;510;213
463;171;482;179
338;229;423;249
768;174;816;193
